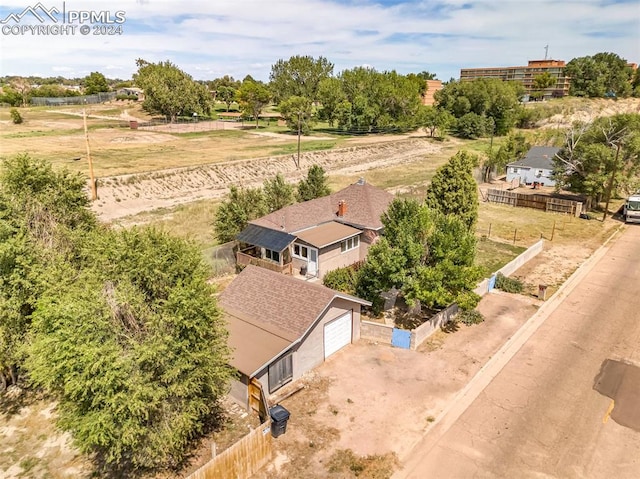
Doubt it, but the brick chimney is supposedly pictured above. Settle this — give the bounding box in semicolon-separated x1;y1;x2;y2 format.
337;200;347;217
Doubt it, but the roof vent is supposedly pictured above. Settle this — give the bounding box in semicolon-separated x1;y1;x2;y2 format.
357;177;366;185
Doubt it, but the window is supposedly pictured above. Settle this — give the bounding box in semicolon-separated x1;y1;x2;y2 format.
536;169;544;177
341;235;359;253
293;244;309;259
511;167;519;174
268;353;292;393
265;249;280;263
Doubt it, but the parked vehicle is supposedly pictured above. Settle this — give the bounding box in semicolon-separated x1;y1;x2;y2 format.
623;194;640;224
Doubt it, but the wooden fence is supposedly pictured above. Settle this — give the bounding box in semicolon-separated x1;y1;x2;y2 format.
185;422;272;479
486;189;582;216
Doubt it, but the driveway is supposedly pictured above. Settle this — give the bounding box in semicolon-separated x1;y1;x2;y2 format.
253;290;541;478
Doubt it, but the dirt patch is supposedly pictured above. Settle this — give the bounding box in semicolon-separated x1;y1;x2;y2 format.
253;291;540;479
0;393;92;479
92;138;445;222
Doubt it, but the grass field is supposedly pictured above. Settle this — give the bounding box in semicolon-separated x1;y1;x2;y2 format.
0;104;350;176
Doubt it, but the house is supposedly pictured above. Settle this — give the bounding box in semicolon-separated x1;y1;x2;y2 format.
506;146;560;187
236;178;394;279
220;265;370;411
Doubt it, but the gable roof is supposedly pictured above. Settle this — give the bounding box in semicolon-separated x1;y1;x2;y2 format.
220;265;370;376
249;180;394;233
219;265;370;342
507;146;560;170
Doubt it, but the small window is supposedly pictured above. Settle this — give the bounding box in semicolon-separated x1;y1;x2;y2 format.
293;244;308;259
536;169;544;176
511;167;519;174
341;235;360;253
265;249;280;262
269;353;293;393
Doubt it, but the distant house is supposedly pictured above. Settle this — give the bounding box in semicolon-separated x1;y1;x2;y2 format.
506;146;560;187
236;179;394;279
117;87;144;100
221;265;370;411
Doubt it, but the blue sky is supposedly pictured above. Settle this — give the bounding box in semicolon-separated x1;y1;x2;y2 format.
0;0;638;81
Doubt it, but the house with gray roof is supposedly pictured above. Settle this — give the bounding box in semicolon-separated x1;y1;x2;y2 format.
236;178;394;279
506;146;560;187
220;265;370;411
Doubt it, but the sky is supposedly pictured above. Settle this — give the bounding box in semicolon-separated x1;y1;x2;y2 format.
0;0;638;82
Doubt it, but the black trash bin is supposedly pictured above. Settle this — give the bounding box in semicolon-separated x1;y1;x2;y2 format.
269;405;290;438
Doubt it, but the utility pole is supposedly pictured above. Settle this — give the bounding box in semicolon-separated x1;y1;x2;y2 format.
602;142;621;222
296;111;302;169
83;106;98;200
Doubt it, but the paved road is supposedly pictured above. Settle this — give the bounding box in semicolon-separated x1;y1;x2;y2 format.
396;225;640;479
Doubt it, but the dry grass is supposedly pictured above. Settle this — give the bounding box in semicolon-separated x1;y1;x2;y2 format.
477;201;624;248
0;393;92;478
114;199;221;249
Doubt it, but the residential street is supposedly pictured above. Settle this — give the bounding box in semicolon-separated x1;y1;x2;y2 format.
395;225;640;479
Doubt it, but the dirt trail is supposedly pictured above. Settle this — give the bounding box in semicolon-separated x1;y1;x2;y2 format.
92;137;446;221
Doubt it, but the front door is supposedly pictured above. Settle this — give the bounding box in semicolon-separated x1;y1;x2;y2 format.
307;248;318;276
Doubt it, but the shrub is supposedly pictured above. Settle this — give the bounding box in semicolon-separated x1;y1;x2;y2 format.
10;108;23;124
495;272;524;293
323;264;360;295
456;309;485;325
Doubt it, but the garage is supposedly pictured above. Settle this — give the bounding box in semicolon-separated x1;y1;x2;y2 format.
324;312;353;359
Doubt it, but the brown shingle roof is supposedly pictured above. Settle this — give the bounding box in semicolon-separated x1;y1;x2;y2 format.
219;265;370;341
295;222;360;249
226;312;293;376
250;180;393;233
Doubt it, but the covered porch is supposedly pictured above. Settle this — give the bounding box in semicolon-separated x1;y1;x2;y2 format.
236;224;295;275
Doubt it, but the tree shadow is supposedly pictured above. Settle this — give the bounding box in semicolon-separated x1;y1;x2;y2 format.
441;320;460;333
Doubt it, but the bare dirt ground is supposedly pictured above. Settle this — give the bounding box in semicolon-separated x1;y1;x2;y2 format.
91;137;446;221
537;97;640;129
252;291;542;479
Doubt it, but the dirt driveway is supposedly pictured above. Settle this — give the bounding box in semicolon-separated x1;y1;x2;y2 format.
254;290;541;478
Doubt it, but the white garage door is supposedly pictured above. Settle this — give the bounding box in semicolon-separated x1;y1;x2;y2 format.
324;312;352;359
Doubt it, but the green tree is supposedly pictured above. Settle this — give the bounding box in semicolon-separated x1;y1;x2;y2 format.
435;78;523;136
133;59;212;122
278;95;315;134
9;108;22;124
317;77;346;127
564;52;633;98
269;55;334;103
263;174;295;212
214;185;267;242
216;86;235;111
84;71;109;95
0;154;95;390
236;79;271;128
356;198;481;313
26;227;232;472
530;72;556;100
425;151;479;229
553;114;640;211
296;165;331;202
417;105;453;138
482;133;530;182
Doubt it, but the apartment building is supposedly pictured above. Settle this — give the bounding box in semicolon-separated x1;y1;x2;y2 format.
460;59;570;99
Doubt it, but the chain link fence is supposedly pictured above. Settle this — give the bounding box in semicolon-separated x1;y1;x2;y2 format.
30;92;117;106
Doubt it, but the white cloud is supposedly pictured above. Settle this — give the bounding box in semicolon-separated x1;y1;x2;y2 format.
0;0;638;80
